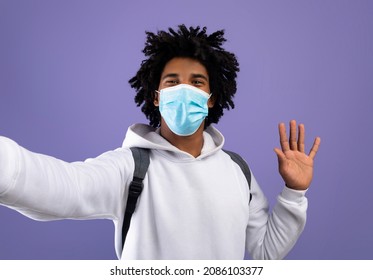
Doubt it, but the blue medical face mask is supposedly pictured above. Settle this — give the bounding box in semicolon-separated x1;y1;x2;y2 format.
157;84;211;136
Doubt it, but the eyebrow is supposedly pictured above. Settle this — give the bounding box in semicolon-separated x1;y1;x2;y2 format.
161;73;179;81
191;73;209;81
161;73;209;82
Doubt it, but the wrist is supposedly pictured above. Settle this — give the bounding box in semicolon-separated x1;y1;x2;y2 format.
281;186;307;203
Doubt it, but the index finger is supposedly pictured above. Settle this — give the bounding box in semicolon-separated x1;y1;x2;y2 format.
298;123;305;153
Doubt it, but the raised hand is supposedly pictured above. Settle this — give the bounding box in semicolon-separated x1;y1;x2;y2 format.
274;120;321;191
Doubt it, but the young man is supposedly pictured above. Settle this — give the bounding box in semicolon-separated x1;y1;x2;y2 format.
0;25;320;259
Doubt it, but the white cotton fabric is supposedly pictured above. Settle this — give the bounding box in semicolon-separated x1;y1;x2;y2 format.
0;124;307;259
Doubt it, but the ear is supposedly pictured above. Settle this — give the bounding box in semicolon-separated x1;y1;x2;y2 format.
153;91;159;106
207;94;215;108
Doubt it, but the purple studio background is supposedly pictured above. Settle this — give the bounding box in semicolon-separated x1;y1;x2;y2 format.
0;0;372;260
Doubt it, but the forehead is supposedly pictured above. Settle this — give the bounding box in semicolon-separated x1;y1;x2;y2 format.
161;57;208;77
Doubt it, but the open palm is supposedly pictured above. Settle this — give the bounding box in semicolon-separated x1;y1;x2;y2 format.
274;120;321;191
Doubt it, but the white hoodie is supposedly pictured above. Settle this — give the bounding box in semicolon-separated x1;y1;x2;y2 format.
0;124;307;259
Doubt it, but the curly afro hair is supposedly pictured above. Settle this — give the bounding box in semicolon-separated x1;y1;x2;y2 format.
129;24;240;128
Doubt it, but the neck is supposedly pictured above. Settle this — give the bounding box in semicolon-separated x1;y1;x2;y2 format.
160;120;205;158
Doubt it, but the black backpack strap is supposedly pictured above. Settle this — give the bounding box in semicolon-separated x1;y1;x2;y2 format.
223;149;252;203
121;147;150;250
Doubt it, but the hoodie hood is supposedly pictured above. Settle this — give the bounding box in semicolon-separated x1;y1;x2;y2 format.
122;123;225;160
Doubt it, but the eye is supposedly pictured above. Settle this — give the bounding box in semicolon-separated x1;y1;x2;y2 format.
192;79;204;86
165;79;179;86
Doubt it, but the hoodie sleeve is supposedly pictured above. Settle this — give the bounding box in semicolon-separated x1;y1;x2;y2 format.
0;136;134;221
245;174;307;260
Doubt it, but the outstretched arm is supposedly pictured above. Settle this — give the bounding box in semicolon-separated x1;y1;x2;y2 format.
0;136;132;220
274;120;321;191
